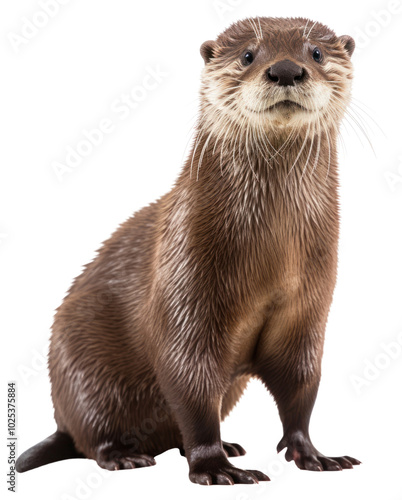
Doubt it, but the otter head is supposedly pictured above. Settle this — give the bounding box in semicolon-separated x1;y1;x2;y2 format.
199;17;354;138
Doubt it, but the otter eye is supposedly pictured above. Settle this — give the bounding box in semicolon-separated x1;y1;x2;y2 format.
242;51;254;66
312;47;323;63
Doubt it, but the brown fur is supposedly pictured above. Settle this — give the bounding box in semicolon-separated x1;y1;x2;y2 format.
17;17;360;484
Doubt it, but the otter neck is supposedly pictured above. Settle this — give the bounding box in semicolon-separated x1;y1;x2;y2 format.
175;123;340;253
184;123;339;193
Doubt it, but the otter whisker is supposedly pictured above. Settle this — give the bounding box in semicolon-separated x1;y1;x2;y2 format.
181;115;200;171
255;119;279;166
234;113;249;174
245;115;260;183
257;17;263;40
310;125;321;178
248;18;261;41
190;119;209;179
306;21;318;40
286;122;311;180
302;19;310;38
300;123;316;182
232;78;251;85
348;97;385;137
323;124;332;182
253;98;280;167
329;93;376;154
196;129;214;181
219;120;235;176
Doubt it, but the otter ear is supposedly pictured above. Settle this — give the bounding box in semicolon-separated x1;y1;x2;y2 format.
338;35;355;57
200;40;217;64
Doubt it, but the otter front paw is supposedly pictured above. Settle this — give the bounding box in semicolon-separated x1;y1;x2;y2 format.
277;431;361;471
189;455;269;485
221;441;246;457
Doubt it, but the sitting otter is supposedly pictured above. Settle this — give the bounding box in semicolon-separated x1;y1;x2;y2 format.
17;17;360;485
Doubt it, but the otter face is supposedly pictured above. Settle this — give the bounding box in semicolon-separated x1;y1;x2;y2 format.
200;18;354;135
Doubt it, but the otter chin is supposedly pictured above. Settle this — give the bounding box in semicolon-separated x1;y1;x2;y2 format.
16;17;360;486
247;99;309;113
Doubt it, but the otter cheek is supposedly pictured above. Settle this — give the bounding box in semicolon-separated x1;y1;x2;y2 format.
311;85;332;114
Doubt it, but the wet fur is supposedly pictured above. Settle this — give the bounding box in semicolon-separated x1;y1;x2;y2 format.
17;17;360;483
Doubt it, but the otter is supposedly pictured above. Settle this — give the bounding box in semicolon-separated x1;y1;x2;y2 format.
16;17;360;485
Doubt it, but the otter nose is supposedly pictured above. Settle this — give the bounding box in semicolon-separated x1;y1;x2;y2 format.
266;60;305;86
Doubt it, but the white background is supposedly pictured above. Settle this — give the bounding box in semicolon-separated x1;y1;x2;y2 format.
1;0;402;499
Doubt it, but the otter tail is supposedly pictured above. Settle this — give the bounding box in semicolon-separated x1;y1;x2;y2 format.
16;431;84;473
